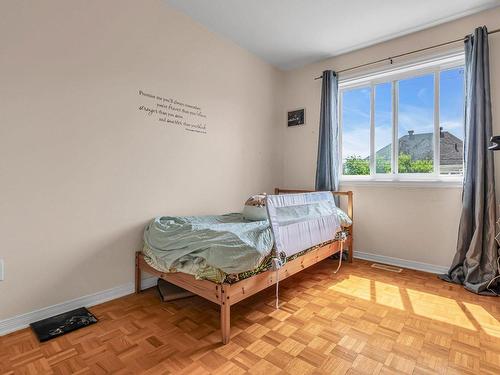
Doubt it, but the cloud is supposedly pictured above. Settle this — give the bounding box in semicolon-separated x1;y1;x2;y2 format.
441;120;463;130
342;126;370;159
440;120;464;139
343;105;370;120
398;104;433;133
417;87;429;101
375;125;392;152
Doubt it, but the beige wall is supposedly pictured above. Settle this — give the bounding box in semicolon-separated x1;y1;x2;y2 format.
0;0;283;320
281;7;500;268
1;1;499;322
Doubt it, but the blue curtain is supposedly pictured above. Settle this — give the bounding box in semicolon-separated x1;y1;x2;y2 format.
315;70;339;200
440;27;499;295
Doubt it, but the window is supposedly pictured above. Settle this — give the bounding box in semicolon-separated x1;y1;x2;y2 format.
339;53;465;182
439;68;465;175
375;82;392;174
342;87;371;175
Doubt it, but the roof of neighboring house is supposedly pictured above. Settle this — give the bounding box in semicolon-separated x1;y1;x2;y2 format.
376;130;463;165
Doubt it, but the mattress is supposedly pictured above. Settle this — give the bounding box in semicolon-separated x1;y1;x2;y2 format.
143;209;351;284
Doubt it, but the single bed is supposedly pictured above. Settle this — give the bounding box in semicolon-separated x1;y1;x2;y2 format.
135;188;353;344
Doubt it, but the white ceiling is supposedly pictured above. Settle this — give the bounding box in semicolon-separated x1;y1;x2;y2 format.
165;0;500;70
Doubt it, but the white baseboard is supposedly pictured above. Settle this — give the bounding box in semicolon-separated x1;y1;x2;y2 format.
0;252;449;337
0;277;158;336
354;251;449;274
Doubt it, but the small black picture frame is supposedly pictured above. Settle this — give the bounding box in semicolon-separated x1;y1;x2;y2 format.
287;109;305;127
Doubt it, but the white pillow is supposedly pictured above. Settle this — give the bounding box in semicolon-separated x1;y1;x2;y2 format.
242;205;268;221
242;193;268;221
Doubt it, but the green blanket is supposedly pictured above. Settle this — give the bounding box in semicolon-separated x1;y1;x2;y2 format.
143;214;273;279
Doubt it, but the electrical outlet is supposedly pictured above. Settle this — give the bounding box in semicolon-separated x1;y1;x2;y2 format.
0;259;4;281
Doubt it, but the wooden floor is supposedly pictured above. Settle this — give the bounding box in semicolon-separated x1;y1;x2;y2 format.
1;260;499;374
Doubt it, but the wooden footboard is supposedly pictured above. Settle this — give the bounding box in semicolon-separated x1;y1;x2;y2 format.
135;189;353;344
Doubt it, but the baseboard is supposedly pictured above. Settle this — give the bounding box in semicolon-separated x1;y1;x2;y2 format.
0;276;158;336
354;251;449;274
0;252;449;336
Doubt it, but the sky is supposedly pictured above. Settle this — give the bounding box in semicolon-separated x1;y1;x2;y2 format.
341;67;464;162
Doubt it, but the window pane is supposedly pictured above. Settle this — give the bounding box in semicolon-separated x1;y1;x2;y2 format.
342;87;371;175
375;83;392;174
398;74;434;173
439;68;464;175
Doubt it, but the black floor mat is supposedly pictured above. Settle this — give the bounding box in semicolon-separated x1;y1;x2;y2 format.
30;307;98;342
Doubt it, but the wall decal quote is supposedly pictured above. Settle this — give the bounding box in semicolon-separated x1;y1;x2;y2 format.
138;90;207;134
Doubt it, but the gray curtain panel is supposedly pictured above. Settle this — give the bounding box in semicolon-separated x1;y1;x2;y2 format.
315;70;339;202
440;26;499;295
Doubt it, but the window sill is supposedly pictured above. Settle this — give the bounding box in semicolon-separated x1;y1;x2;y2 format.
339;178;463;188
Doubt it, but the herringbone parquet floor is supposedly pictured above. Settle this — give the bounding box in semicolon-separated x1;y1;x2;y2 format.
1;259;499;374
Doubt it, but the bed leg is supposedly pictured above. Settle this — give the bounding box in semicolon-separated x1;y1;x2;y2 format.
348;236;354;263
220;295;231;344
346;191;354;264
135;251;142;294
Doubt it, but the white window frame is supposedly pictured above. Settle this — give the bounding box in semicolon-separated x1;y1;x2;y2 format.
339;50;465;187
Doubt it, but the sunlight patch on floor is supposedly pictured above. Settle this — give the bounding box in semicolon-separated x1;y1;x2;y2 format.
328;276;500;333
329;275;371;301
329;275;483;331
406;288;476;331
375;280;405;310
463;302;500;337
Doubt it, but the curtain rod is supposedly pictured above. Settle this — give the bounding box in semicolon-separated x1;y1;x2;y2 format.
314;27;500;80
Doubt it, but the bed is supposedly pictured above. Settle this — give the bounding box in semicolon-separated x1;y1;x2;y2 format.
135;188;353;344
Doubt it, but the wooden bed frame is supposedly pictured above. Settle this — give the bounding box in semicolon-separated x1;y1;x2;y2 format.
135;188;353;344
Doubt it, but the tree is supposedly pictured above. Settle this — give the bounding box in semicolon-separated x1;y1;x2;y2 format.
398;153;433;173
343;155;369;175
376;158;391;173
343;154;433;175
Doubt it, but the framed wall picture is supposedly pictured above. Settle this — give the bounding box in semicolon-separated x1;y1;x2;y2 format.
287;108;305;127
